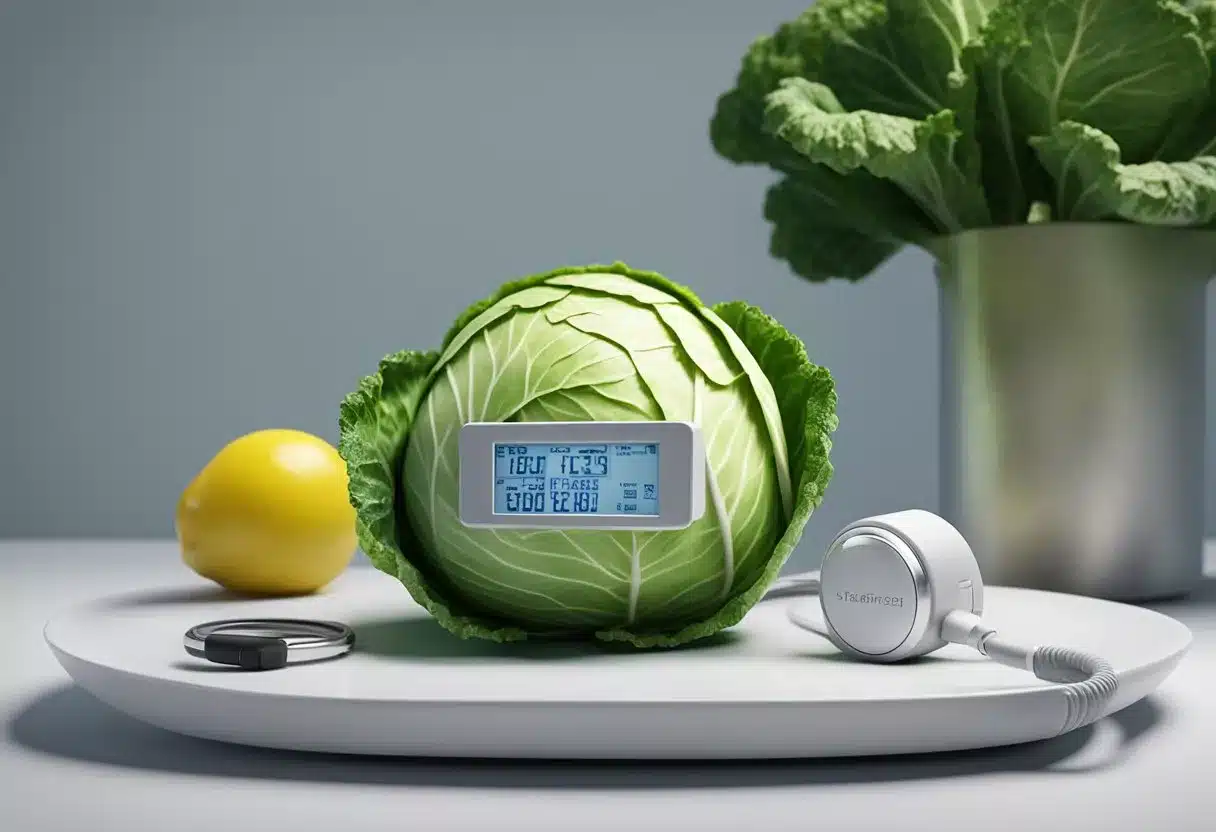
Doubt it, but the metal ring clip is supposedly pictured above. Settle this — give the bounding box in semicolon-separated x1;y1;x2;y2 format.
183;618;354;671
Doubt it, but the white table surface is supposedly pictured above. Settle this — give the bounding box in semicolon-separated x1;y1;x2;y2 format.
3;541;1215;832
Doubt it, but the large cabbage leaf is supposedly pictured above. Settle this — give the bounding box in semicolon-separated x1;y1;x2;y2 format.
338;263;837;648
961;8;1052;223
1156;1;1216;163
983;0;1209;163
1031;121;1216;224
762;177;905;282
764;78;991;233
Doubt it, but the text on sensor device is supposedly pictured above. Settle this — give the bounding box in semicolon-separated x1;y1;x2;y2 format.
772;510;1120;736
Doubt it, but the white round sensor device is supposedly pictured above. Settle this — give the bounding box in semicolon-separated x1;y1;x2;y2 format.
773;510;1121;734
815;510;982;662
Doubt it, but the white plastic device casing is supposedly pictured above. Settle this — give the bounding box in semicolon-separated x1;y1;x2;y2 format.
818;509;984;663
458;421;705;530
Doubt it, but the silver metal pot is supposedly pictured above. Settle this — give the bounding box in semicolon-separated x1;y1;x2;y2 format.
936;223;1215;601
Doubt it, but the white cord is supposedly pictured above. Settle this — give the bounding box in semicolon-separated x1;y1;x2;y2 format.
941;610;1119;733
767;571;1119;733
763;570;821;599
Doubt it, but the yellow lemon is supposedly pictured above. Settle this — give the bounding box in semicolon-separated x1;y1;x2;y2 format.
176;429;357;595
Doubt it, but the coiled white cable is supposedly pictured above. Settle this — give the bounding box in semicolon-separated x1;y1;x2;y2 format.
941;610;1120;734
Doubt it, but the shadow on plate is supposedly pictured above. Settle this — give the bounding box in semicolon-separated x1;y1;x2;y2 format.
169;654;353;673
94;575;376;608
98;586;277;608
788;650;961;666
6;683;1164;789
347;615;742;662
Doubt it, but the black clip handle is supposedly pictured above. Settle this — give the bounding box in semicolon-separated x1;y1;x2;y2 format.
203;633;290;671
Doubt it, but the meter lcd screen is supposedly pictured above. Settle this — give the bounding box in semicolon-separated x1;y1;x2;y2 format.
459;421;702;531
493;442;660;517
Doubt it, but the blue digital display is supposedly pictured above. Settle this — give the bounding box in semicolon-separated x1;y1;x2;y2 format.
493;442;660;516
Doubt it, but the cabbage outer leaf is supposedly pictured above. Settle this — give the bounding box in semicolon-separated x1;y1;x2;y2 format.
338;263;837;648
598;299;838;646
1156;2;1216;163
707;0;976;281
764;78;990;233
984;0;1209;163
1032;121;1216;225
761;177;906;282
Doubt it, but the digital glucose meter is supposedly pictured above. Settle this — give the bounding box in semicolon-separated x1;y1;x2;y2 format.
457;420;706;530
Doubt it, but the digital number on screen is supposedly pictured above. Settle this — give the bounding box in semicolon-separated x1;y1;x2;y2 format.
492;442;659;516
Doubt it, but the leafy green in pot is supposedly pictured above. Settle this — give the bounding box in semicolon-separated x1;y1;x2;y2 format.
711;0;1216;283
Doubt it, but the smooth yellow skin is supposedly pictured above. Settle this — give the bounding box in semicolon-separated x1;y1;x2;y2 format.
176;429;357;596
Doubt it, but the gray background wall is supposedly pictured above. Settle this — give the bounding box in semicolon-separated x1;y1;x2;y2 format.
2;0;1214;572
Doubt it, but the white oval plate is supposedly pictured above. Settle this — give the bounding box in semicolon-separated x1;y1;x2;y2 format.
45;568;1192;759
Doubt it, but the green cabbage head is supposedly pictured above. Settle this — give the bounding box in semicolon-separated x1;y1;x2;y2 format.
338;263;837;647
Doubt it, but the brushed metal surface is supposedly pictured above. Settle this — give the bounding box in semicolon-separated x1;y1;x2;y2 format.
938;224;1216;601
